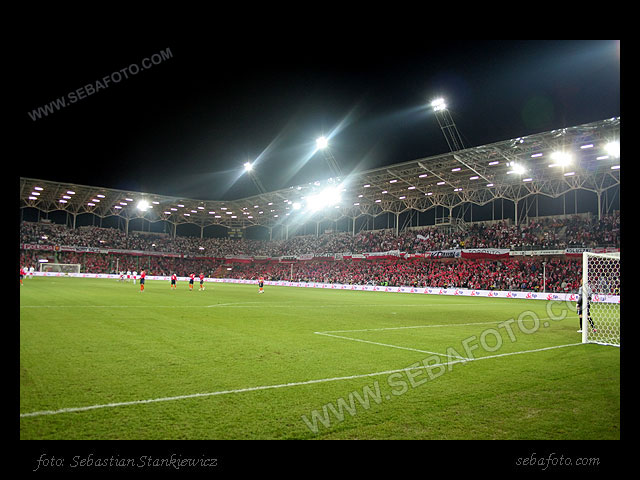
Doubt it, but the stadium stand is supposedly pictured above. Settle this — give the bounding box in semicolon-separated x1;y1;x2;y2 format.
20;212;618;292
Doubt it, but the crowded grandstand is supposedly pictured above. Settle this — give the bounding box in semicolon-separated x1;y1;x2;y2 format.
20;211;619;292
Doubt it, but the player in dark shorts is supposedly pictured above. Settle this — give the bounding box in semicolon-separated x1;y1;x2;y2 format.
189;273;195;291
199;273;205;291
258;276;264;293
170;273;177;290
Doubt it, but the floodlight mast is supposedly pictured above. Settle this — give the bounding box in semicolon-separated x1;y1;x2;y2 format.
430;98;465;152
316;136;342;178
243;161;267;194
430;97;492;185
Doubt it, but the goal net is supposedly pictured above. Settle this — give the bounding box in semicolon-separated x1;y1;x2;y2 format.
582;252;620;347
39;263;81;275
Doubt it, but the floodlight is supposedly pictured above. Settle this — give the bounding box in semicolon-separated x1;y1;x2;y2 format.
550;151;572;167
316;136;329;150
292;202;302;210
306;185;341;211
137;200;150;211
510;163;526;175
605;141;620;158
431;98;447;111
244;161;253;172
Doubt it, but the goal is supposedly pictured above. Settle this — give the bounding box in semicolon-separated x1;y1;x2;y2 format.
582;252;620;347
39;263;81;275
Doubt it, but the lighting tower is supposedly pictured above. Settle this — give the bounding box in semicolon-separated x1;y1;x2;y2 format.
430;97;491;184
244;161;267;194
430;98;465;152
316;136;342;178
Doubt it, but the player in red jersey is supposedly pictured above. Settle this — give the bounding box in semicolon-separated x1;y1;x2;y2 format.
170;273;177;290
258;276;264;293
139;270;146;292
20;267;25;286
199;273;205;291
189;273;195;291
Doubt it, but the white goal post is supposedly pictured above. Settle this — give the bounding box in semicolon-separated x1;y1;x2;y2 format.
39;263;81;274
582;252;620;347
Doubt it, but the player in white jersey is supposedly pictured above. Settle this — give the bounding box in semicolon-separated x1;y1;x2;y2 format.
133;271;137;284
28;266;35;278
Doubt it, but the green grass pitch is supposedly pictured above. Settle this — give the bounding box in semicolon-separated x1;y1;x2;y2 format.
19;276;619;439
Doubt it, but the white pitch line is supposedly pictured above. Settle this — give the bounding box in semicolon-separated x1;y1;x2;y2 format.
19;343;584;419
314;332;467;359
317;316;568;334
318;320;504;334
205;302;264;308
315;317;567;356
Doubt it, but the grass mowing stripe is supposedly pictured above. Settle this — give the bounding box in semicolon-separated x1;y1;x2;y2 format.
20;303;499;308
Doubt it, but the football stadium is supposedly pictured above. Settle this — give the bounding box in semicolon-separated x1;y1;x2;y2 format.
20;115;620;439
18;39;620;473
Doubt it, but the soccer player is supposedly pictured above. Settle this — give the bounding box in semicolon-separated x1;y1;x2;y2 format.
577;278;596;333
132;270;137;285
139;270;146;292
170;273;177;290
126;270;131;283
199;273;205;291
258;276;264;293
28;265;35;279
189;273;195;291
20;267;25;286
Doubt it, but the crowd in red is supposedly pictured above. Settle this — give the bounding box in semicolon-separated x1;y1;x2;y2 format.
227;257;581;292
20;213;618;292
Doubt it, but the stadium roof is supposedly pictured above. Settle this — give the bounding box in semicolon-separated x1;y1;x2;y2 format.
20;117;620;231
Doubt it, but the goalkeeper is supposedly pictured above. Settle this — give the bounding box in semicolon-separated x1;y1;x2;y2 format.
577;278;596;333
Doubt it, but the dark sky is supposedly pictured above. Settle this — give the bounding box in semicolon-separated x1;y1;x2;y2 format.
18;39;620;201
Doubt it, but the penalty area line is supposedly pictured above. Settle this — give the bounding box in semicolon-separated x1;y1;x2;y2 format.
19;343;584;419
314;331;468;360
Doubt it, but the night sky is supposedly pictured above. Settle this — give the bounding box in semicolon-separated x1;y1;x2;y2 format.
18;39;620;201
